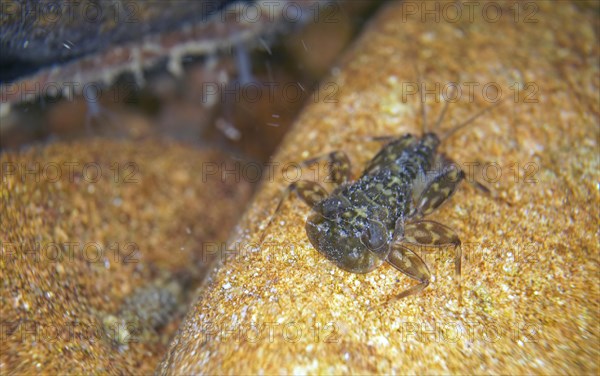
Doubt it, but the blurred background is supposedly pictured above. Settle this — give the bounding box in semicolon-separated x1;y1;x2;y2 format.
1;0;385;163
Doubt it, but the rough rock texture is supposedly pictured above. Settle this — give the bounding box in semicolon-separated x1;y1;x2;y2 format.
159;1;599;374
0;139;252;374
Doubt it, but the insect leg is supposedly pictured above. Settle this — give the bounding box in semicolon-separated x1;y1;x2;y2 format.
300;151;352;186
275;180;329;211
262;152;349;243
462;163;514;207
260;181;329;242
386;243;431;300
403;220;461;277
412;160;464;218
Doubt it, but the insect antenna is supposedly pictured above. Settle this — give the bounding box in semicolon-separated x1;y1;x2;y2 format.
441;98;505;142
416;67;459;136
420;80;428;135
259;193;287;243
432;85;455;134
413;63;429;135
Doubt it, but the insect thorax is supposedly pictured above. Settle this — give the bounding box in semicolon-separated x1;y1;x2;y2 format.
340;135;440;228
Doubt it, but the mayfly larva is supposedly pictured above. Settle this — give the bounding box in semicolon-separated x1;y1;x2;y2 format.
265;87;502;300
